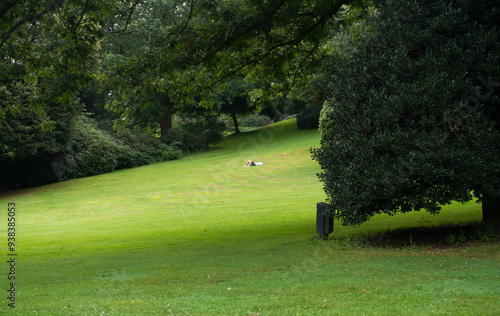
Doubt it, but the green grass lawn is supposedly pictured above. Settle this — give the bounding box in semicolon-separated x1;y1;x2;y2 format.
1;119;499;315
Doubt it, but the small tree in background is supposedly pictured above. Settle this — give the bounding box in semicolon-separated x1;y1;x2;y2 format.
313;0;500;230
217;77;256;134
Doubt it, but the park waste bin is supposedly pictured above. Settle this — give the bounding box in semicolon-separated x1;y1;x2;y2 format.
316;202;333;239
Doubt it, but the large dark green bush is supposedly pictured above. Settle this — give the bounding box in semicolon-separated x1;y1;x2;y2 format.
64;117;122;178
312;0;500;227
114;129;182;168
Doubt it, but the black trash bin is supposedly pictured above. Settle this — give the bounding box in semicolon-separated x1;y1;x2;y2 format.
316;202;333;239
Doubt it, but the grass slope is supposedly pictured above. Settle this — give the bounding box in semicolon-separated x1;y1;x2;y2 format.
1;119;499;315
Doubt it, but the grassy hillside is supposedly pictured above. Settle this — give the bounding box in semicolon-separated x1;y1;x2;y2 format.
1;119;499;315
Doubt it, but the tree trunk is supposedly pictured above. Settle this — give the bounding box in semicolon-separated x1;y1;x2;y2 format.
482;196;500;234
231;108;241;134
160;94;177;137
160;112;172;136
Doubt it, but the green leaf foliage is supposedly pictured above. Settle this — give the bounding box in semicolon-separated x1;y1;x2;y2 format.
312;0;500;226
0;0;115;125
0;76;80;188
53;116;183;182
161;115;226;153
104;0;356;120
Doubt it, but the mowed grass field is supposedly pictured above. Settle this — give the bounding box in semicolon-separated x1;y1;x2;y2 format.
1;119;499;315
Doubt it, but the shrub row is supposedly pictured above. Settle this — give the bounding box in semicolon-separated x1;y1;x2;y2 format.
52;116;183;181
0;114;227;189
1;116;184;189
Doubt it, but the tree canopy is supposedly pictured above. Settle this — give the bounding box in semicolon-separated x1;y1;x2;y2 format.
1;0;361;126
0;0;116;126
312;0;500;229
104;0;357;121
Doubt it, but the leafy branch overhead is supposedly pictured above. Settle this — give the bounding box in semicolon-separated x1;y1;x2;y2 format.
1;0;359;125
0;0;117;126
106;0;356;109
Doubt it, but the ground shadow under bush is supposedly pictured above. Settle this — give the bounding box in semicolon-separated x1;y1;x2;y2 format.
351;221;497;248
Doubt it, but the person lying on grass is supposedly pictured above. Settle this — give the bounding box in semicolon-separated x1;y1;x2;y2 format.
243;160;266;167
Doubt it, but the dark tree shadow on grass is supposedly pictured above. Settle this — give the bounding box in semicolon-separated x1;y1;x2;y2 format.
352;221;497;249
